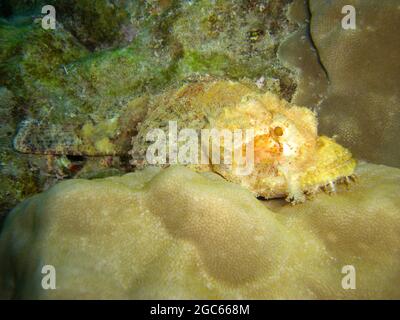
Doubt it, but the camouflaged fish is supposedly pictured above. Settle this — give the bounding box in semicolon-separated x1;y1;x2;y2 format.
13;96;149;157
13;79;356;203
131;80;357;203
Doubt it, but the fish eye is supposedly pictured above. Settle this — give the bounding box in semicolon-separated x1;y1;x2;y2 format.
274;126;284;136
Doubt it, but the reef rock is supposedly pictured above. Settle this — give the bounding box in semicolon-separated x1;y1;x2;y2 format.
0;162;399;299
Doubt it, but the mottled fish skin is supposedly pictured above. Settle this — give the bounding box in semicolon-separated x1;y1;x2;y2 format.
12;80;357;204
13;119;87;156
131;80;357;203
13;96;149;157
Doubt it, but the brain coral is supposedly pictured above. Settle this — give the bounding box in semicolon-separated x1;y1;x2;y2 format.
278;0;400;167
0;162;399;299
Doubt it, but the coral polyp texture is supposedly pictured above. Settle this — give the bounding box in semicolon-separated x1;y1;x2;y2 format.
0;163;399;299
132;80;356;202
279;0;400;167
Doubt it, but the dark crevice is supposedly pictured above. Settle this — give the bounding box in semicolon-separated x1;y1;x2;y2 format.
305;0;331;83
66;155;85;162
0;2;13;18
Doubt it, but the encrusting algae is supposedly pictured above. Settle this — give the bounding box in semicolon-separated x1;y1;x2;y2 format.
132;80;357;203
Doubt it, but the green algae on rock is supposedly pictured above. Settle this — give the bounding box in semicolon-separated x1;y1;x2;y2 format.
1;0;133;50
0;162;399;299
0;88;39;221
172;0;298;100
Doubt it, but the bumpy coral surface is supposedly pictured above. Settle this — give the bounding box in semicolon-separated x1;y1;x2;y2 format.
279;0;400;167
0;163;399;299
133;80;356;202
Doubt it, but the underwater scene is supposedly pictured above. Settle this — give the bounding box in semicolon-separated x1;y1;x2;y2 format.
0;0;399;300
